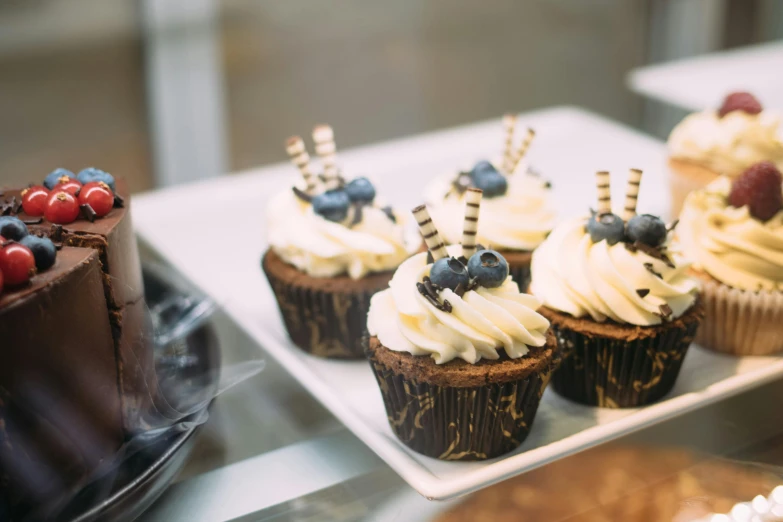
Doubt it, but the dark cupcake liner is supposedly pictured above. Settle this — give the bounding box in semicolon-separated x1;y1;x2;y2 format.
366;342;550;460
508;262;532;294
263;263;387;359
549;320;699;408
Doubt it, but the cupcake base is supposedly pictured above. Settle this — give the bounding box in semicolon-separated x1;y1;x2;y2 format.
691;270;783;356
262;249;393;359
668;158;721;218
498;249;532;292
539;303;704;408
365;333;558;461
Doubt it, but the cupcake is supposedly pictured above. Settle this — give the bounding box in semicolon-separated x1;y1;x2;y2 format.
366;190;558;460
668;91;783;217
425;114;558;290
262;125;420;358
678;161;783;356
530;169;703;408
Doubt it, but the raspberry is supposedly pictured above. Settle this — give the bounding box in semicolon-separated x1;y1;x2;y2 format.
728;161;783;221
718;92;763;118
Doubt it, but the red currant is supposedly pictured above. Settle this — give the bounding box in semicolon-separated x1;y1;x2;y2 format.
0;243;36;286
78;182;114;217
21;185;50;217
51;176;82;196
45;191;80;224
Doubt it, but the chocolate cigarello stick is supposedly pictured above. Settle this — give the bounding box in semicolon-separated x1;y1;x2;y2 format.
461;188;482;258
596;170;611;215
502;113;517;174
313;124;340;190
285;136;317;193
510;128;536;174
412;205;448;261
623;168;643;222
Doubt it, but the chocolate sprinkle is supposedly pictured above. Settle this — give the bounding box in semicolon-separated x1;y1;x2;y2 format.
658;303;673;319
350;202;364;227
417;277;453;313
624;242;637;253
51;224;63;242
21;217;43;225
667;219;680;233
454;282;466;297
381;206;397;223
633;241;675;268
292;186;313;203
12;197;22;214
80;203;97;223
544;181;552;189
53;242;63;251
644;262;663;279
113;193;125;208
636;288;650;298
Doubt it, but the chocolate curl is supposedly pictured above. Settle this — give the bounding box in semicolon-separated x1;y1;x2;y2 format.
622;168;643;222
285;136;317;194
313;124;340;190
596;170;612;215
501;113;517;174
461;188;482;259
412;204;448;261
509;127;535;174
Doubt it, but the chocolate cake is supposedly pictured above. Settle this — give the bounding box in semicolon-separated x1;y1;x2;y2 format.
0;170;155;519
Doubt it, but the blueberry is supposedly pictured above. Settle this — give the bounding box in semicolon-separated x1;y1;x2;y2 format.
626;214;667;247
467;249;509;288
0;216;29;241
586;213;625;245
312;189;351;222
473;172;508;198
429;257;470;292
20;236;57;271
43;168;76;190
77;167;116;192
471;160;499;177
344;177;376;203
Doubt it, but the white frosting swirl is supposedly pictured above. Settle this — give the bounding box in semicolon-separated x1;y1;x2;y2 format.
679;176;783;291
668;110;783;177
367;245;549;364
267;186;420;280
530;218;700;326
425;161;557;251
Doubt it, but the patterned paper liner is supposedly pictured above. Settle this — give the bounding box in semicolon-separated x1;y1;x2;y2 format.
366;341;552;461
262;256;390;359
697;277;783;356
549;316;701;408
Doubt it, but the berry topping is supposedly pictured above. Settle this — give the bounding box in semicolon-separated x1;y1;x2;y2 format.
21;185;50;217
45;192;80;224
344;177;376;203
0;217;29;241
587;212;625;245
467;249;509;288
728;161;783;221
312;189;351;222
0;243;36;286
20;236;57;271
626;214;667;247
43;168;76;190
51;177;82;196
469;161;508;198
78;182;114;217
77;167;116;192
429;256;470;292
718;92;763;118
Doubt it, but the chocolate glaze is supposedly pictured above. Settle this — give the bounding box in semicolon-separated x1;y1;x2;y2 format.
0;248;123;518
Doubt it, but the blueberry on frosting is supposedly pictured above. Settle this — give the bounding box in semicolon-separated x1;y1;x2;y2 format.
469;161;508;198
430;257;470;291
587;212;625;245
626;214;667;247
312;189;350;223
344;177;376;203
467;249;508;288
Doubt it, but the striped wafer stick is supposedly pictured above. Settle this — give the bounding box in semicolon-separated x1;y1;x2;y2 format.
313;124;340;190
285;136;317;193
502;114;517;174
622;168;643;221
596;171;612;215
510;128;536;174
412;205;448;261
462;188;482;258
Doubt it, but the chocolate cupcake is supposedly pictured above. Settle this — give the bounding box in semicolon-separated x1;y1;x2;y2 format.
262;126;420;358
530;169;703;408
678;163;783;356
366;191;558;460
668;92;783;217
425;114;558;290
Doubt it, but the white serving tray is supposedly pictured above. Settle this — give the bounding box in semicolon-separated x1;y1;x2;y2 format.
134;107;783;500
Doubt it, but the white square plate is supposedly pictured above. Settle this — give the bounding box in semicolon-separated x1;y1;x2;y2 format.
134;107;783;500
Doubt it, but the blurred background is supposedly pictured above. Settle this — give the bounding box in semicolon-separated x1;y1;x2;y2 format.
1;0;782;192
